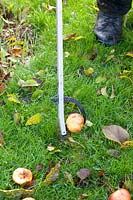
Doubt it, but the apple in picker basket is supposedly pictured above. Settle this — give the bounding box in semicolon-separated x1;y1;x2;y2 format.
108;189;130;200
66;113;84;133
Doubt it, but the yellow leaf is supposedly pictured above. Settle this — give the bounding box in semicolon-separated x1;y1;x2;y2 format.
7;94;21;104
84;68;94;76
126;52;133;58
121;140;133;148
120;75;133;83
104;55;115;63
44;163;61;185
0;188;34;199
25;113;42;126
90;5;99;11
74;36;84;40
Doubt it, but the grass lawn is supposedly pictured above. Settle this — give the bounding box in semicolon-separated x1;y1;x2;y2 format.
0;0;133;199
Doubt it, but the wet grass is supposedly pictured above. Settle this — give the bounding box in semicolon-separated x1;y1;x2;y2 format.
0;0;133;199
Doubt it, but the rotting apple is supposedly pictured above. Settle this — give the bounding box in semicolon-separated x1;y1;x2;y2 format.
108;188;130;200
12;167;33;185
66;113;84;133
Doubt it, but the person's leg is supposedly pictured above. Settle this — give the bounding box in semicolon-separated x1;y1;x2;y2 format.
97;0;132;15
94;0;132;45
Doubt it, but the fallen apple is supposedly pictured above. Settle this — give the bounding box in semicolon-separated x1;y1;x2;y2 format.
66;113;84;133
22;198;35;200
108;188;130;200
12;167;33;185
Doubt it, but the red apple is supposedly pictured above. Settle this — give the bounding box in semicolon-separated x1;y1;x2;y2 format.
108;189;130;200
66;113;84;133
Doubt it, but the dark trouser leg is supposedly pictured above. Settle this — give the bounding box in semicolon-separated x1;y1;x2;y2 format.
94;0;132;45
97;0;132;15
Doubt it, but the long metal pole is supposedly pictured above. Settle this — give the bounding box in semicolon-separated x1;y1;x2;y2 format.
56;0;67;136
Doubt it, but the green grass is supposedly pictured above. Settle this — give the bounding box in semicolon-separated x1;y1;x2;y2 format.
0;0;133;199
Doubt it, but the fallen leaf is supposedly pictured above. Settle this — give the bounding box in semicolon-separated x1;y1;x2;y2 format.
13;112;22;124
74;36;84;40
18;79;43;88
107;149;121;158
44;163;61;185
0;131;4;147
78;193;89;199
95;76;107;83
77;168;92;181
121;141;133;148
84;68;94;76
100;86;109;97
67;137;85;149
35;164;44;171
110;85;115;99
11;48;23;57
31;89;44;99
7;94;21;104
63;33;76;41
47;144;61;154
25;113;42;126
47;144;55;152
0;82;6;95
90;5;99;11
126;52;133;58
64;51;70;58
85;120;93;127
64;171;74;186
104;55;115;63
47;5;56;11
120;75;132;83
0;188;34;199
0;68;6;81
102;125;129;144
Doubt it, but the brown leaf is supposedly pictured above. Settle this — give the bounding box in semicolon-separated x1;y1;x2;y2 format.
0;131;4;147
63;33;76;41
35;164;44;171
102;125;129;144
107;149;121;158
0;82;6;95
11;48;23;57
77;169;92;181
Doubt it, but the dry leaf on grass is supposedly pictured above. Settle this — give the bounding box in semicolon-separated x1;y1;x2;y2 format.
0;131;4;147
77;168;92;181
102;125;129;144
0;188;34;199
44;163;61;185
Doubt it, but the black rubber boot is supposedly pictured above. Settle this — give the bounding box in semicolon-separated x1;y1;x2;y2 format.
94;11;123;45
